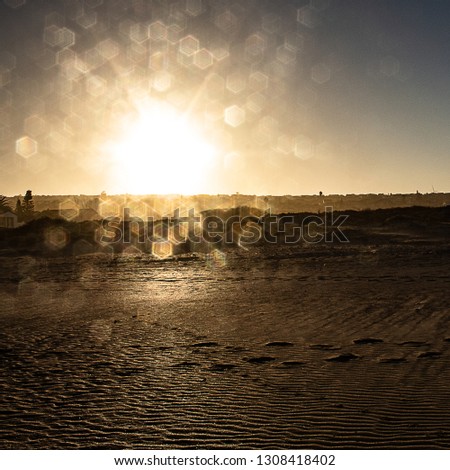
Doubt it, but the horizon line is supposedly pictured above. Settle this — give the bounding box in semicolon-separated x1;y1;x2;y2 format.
4;191;450;199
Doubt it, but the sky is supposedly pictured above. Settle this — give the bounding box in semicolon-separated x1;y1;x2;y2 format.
0;0;449;196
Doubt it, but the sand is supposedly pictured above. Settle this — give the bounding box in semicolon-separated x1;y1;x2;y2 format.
1;238;450;449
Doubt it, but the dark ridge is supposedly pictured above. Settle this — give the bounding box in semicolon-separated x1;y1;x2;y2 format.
0;204;448;258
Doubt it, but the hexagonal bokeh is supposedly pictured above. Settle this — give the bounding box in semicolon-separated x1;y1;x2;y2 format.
125;199;152;220
16;136;38;158
311;63;331;84
99;200;121;218
84;48;106;70
96;38;120;60
226;72;247;94
210;41;230;61
55;27;76;48
34;48;57;70
224;105;246;127
276;44;297;65
148;51;165;71
149;21;167;41
24;115;47;137
76;11;97;29
127;42;146;63
179;35;200;56
56;48;76;66
44;25;59;46
185;0;203;17
297;6;320;28
44;226;69;251
248;71;269;92
165;22;182;44
152;241;173;259
130;23;149;44
86;75;107;97
45;11;64;28
214;10;238;35
285;32;304;53
245;33;266;57
59;200;80;221
193;48;213;70
262;13;281;34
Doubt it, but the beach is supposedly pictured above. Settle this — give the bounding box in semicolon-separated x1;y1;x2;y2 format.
1;236;450;449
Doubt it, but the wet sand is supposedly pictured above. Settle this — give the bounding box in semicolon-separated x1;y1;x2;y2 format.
1;243;450;449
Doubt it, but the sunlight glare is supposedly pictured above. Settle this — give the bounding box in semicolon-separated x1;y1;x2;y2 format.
107;99;217;194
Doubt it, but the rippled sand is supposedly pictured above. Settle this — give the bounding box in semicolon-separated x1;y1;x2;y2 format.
1;244;450;449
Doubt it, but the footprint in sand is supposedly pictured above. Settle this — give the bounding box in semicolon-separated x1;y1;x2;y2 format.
190;342;219;348
378;357;407;364
325;353;360;362
277;361;305;368
353;338;384;345
171;361;201;368
397;341;429;347
309;344;341;351
114;367;146;376
245;356;276;364
209;363;237;372
417;351;442;359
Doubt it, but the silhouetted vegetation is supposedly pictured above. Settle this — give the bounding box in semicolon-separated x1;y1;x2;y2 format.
0;195;11;213
21;190;35;222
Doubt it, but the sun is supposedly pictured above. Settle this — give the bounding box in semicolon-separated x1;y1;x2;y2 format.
106;99;217;194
